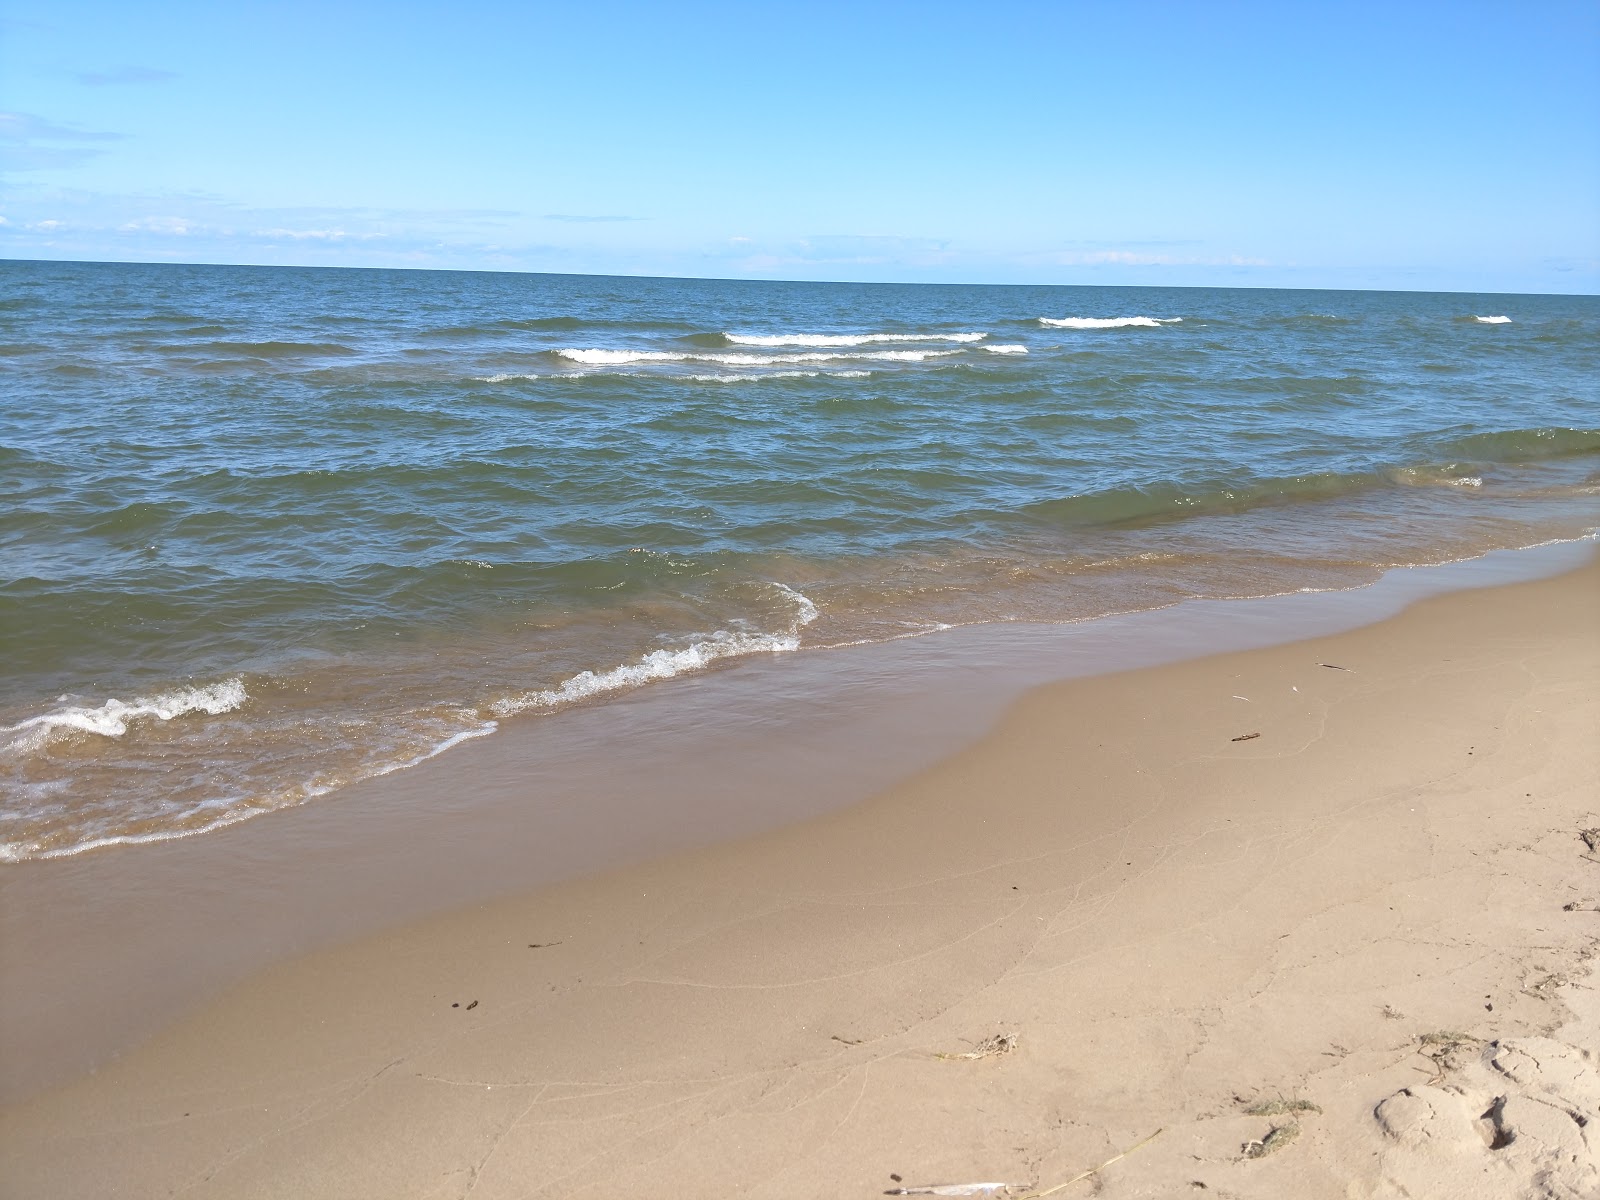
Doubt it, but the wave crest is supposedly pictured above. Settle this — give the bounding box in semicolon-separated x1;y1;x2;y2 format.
3;679;248;754
491;584;818;717
555;347;961;366
722;331;985;347
1039;317;1182;329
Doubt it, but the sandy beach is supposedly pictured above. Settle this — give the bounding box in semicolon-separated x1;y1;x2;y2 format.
3;552;1597;1198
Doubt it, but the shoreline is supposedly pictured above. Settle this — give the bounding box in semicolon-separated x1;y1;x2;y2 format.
0;539;1594;1108
2;546;1597;1195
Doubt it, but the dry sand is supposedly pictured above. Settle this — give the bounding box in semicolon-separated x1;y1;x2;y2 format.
3;558;1597;1199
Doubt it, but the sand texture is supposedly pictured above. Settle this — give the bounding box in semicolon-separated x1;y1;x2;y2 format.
3;559;1597;1199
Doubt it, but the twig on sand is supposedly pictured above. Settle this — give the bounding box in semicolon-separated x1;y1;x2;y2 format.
1231;732;1261;742
1024;1127;1165;1198
1578;827;1600;854
884;1184;1026;1197
885;1127;1165;1198
1318;662;1352;672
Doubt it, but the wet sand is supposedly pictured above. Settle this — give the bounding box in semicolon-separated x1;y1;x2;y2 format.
2;551;1597;1197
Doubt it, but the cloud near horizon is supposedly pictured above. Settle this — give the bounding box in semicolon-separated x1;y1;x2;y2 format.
542;213;647;223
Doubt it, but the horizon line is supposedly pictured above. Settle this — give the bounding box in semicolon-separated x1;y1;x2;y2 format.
2;254;1595;300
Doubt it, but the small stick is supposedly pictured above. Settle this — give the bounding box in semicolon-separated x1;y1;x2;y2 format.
1025;1127;1164;1198
1318;663;1352;671
1231;732;1261;742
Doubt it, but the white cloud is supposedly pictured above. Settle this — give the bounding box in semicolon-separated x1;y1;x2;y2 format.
119;216;192;234
1052;249;1271;268
542;213;645;223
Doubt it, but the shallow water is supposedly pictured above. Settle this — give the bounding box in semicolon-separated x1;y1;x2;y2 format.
2;261;1597;857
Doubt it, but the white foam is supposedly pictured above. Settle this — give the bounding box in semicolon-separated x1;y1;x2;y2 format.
2;679;248;755
478;372;540;382
1474;315;1513;324
556;347;962;366
370;721;499;778
723;331;985;347
983;344;1029;354
682;369;873;383
1039;317;1182;329
491;583;818;718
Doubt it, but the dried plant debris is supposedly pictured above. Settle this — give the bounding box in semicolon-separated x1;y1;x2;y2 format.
936;1032;1017;1061
1318;662;1352;671
1418;1030;1480;1079
1580;828;1600;854
1027;1128;1165;1198
1231;732;1261;742
1242;1123;1300;1159
884;1184;1026;1197
1243;1098;1322;1117
1523;972;1568;1000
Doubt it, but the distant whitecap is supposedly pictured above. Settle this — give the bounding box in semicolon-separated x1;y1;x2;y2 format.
1039;316;1182;329
555;347;962;366
723;331;986;347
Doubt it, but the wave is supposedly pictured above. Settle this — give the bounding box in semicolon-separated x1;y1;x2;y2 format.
983;344;1029;354
181;341;358;357
1038;317;1182;329
1474;315;1513;324
477;368;876;384
490;583;818;718
1436;426;1600;462
683;370;873;382
721;331;986;347
555;347;962;366
1022;459;1519;530
2;678;248;755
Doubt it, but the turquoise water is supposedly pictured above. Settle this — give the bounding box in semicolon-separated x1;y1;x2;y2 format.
3;260;1597;858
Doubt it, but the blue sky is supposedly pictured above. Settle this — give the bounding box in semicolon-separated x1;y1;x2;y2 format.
2;1;1596;292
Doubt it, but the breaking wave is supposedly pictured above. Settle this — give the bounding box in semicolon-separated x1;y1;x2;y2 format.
2;679;248;755
722;331;986;347
555;347;963;366
1039;317;1183;329
491;584;818;717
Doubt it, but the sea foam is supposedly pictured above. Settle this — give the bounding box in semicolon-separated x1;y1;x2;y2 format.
1474;315;1513;324
1039;317;1183;329
555;348;961;366
2;679;248;755
491;583;818;718
723;332;986;347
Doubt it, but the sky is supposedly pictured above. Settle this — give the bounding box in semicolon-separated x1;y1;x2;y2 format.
1;1;1596;292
